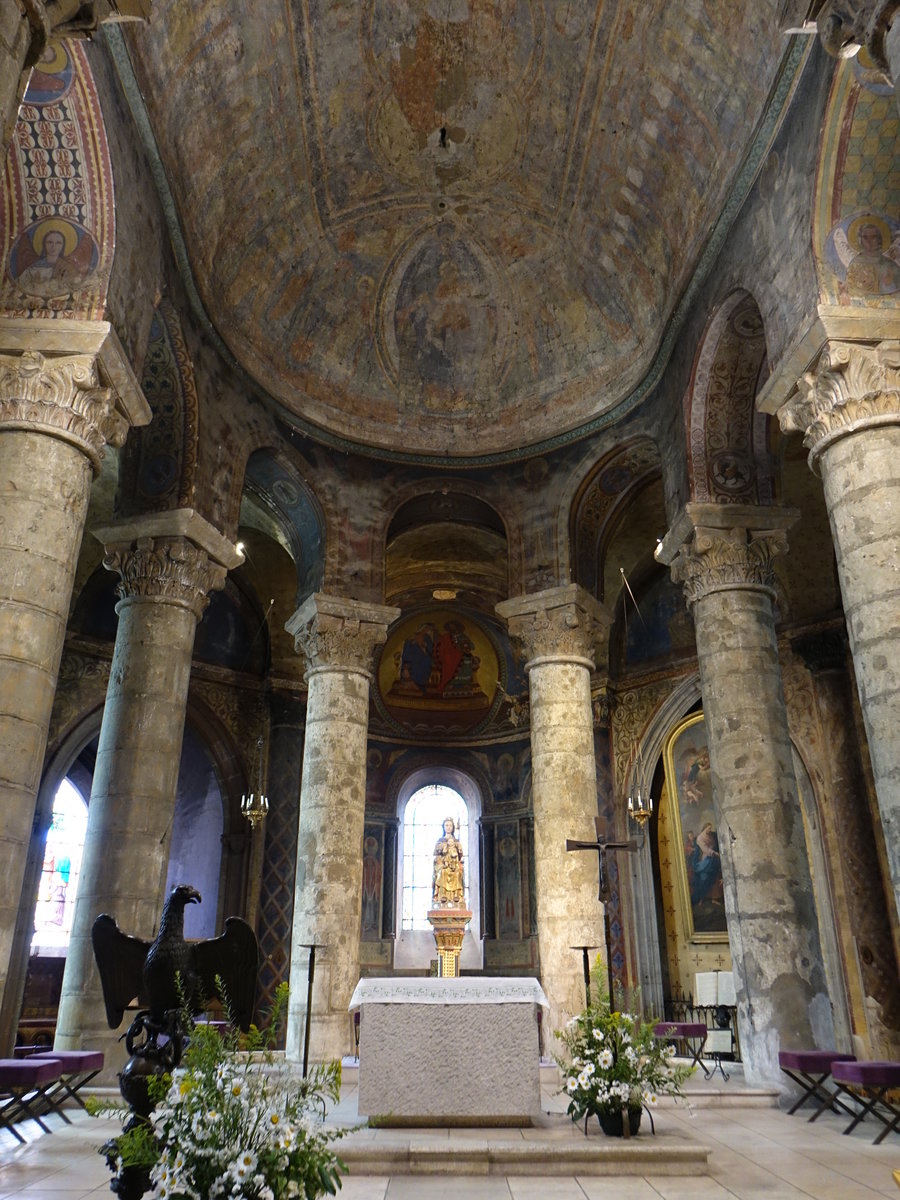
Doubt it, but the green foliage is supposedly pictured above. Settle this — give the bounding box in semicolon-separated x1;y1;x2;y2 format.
92;982;345;1199
555;959;694;1123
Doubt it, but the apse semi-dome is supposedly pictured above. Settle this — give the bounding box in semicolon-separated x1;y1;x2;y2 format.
124;1;794;457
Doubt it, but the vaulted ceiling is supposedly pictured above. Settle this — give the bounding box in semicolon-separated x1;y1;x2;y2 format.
125;1;801;459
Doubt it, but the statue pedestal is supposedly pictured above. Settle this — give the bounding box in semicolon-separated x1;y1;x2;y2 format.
427;906;472;977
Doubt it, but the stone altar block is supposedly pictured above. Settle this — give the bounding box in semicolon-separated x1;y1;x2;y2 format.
350;977;548;1126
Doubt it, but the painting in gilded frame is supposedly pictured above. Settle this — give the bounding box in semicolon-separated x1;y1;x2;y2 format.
663;712;727;942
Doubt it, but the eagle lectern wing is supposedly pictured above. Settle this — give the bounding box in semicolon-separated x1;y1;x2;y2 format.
190;917;260;1031
91;913;152;1029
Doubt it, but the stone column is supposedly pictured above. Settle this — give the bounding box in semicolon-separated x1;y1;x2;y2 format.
284;594;398;1065
496;585;610;1037
778;341;900;928
55;510;240;1069
658;504;834;1087
0;327;149;1052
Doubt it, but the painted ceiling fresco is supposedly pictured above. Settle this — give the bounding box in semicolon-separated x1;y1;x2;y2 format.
125;1;792;457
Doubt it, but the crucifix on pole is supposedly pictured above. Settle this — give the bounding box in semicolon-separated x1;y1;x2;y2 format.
565;816;639;1007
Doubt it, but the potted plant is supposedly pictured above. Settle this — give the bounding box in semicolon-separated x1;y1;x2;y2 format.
90;984;346;1198
555;979;694;1138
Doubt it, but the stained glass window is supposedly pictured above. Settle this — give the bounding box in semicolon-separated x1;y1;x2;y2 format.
32;779;87;954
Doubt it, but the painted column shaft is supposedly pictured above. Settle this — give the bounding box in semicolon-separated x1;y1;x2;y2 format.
496;585;610;1038
284;594;398;1066
778;340;900;928
527;657;606;1033
55;516;235;1074
286;667;371;1063
691;587;832;1083
818;426;900;921
55;596;199;1067
0;430;91;1011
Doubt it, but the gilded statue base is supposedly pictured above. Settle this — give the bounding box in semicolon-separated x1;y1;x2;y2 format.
427;906;472;978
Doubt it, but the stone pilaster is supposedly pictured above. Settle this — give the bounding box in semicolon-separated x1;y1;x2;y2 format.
55;511;240;1072
792;631;900;1059
658;505;834;1088
778;341;900;933
0;331;149;1053
496;585;610;1037
284;594;399;1065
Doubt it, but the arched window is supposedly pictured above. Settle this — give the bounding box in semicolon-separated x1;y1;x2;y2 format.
401;784;469;930
32;778;88;954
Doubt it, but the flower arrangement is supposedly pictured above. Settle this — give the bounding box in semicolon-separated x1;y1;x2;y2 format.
555;977;694;1134
91;984;346;1199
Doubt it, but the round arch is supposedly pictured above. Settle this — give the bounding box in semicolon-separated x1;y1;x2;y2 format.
685;290;775;506
390;760;486;972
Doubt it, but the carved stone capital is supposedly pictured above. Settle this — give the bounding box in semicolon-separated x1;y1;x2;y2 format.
286;593;400;678
96;511;240;620
0;351;128;473
778;340;900;464
496;584;610;669
669;525;789;606
103;536;227;620
817;1;900;73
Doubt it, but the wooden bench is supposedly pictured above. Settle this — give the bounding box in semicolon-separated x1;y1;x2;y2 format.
831;1059;900;1144
778;1049;857;1119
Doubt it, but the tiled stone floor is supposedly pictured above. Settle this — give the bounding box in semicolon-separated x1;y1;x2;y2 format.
1;1069;898;1199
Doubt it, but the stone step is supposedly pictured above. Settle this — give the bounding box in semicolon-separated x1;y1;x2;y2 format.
337;1131;710;1177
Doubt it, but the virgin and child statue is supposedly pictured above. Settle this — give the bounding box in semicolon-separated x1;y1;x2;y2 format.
432;817;465;906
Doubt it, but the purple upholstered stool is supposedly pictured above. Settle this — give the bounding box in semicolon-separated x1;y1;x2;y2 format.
831;1059;900;1144
778;1049;857;1119
30;1050;104;1119
654;1022;708;1072
0;1056;62;1142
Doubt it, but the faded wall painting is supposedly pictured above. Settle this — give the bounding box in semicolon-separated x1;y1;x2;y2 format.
376;608;502;736
663;712;727;941
816;61;900;306
360;825;384;940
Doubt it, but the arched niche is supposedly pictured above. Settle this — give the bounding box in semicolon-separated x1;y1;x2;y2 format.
391;762;485;972
385;491;509;612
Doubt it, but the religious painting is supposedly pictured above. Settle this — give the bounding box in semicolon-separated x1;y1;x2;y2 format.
663;712;727;942
376;608;501;736
360;825;384;941
8;218;99;301
495;822;522;941
825;211;900;299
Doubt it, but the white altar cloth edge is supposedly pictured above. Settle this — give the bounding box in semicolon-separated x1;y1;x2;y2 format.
350;976;548;1008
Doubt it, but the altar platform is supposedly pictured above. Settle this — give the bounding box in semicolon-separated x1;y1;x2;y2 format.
6;1062;900;1195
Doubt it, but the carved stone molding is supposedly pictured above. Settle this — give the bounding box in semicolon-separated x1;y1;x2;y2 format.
496;584;610;668
669;525;788;606
817;1;900;72
0;350;127;472
779;340;900;463
286;593;400;677
103;536;227;620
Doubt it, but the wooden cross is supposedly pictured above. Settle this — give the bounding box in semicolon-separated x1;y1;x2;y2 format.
566;816;639;1004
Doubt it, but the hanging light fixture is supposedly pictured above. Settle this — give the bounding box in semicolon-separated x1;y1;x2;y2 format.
241;735;269;829
626;748;653;827
627;779;653;827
